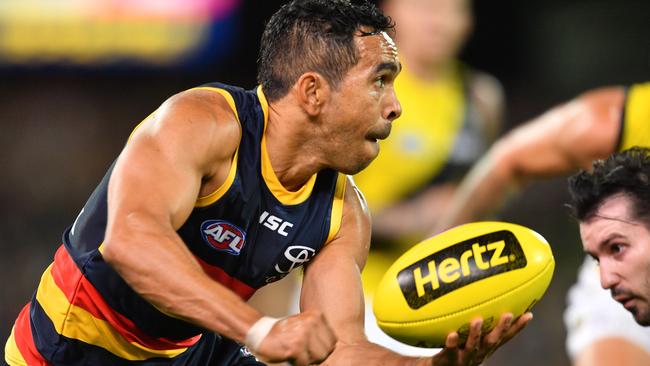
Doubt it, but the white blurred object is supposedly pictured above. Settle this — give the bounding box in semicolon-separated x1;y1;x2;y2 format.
365;299;440;357
564;256;650;359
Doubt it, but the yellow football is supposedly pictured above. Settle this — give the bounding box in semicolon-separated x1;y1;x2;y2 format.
373;221;554;348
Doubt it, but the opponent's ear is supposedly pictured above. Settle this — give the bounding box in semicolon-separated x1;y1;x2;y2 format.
295;72;330;117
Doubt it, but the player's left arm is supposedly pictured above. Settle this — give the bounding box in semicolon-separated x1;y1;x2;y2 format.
300;177;530;366
300;176;406;364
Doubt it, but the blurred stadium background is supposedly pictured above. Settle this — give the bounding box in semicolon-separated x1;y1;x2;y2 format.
0;0;648;364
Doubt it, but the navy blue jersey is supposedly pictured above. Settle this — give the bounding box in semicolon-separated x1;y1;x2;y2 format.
5;83;347;365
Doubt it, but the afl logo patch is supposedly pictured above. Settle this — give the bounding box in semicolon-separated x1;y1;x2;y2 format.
201;220;246;256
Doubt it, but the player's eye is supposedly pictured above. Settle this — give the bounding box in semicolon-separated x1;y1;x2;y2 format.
608;243;625;256
374;76;386;89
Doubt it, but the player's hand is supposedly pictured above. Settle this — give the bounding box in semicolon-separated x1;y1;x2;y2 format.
254;310;337;366
427;312;533;366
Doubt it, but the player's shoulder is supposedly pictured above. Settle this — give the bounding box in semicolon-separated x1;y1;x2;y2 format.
568;85;626;131
159;85;242;138
576;85;625;109
127;84;243;163
165;86;238;124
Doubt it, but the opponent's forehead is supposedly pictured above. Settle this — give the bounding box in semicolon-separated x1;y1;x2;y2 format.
580;194;640;248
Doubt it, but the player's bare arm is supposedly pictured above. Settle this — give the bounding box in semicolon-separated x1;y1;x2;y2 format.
102;89;262;345
437;86;625;231
300;178;530;366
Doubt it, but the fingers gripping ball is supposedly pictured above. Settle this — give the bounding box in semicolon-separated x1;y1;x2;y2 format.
373;221;554;347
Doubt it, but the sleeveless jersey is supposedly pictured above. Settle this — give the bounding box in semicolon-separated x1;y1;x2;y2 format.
618;82;650;151
5;83;347;365
562;82;650;360
353;62;490;213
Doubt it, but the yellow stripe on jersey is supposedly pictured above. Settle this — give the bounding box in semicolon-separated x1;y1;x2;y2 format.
257;86;318;205
192;87;240;121
326;174;348;243
620;82;650;151
35;265;188;361
196;149;239;208
260;137;317;205
192;87;241;207
4;327;28;366
353;62;465;212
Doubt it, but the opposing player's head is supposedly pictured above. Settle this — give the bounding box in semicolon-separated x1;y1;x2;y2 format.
382;0;472;66
568;147;650;325
258;0;402;174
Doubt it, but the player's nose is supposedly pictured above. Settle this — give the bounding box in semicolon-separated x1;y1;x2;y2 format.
599;262;619;290
384;91;402;122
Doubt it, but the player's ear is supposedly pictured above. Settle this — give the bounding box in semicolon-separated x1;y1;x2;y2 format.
295;72;330;117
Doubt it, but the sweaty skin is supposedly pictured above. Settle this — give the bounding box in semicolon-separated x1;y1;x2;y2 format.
100;29;529;366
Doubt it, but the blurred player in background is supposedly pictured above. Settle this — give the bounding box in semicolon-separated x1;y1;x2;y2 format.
437;82;650;365
352;0;504;355
3;1;528;365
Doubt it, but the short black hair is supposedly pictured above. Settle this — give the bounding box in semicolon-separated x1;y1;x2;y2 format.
257;0;394;102
568;147;650;226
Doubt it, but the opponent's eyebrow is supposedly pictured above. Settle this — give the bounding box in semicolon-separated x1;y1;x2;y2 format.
596;233;626;253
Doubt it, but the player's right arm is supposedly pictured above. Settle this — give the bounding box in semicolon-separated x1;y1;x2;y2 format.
102;89;263;342
101;89;333;363
436;86;625;231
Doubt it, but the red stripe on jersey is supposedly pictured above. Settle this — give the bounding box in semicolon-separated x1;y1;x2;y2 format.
50;246;201;350
194;255;256;300
13;303;50;365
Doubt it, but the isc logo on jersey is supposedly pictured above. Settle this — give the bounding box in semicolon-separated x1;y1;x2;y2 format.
201;220;246;256
398;230;527;309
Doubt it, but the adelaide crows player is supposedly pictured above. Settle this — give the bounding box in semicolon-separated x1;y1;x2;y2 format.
3;1;529;365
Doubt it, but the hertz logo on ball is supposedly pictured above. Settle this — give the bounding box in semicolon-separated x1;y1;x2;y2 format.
397;230;527;309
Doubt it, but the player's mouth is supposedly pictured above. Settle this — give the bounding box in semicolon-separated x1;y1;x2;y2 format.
366;124;392;142
613;294;635;308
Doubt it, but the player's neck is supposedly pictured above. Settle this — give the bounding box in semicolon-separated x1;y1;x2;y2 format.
265;101;322;192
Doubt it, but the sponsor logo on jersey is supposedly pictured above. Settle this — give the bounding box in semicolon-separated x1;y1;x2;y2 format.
397;230;527;309
259;210;294;236
265;245;316;283
200;220;246;256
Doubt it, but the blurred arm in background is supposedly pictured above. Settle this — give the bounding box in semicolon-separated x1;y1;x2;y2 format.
436;86;624;231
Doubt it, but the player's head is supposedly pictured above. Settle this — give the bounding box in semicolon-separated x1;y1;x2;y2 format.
568;147;650;325
258;0;402;175
257;0;394;102
381;0;472;66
